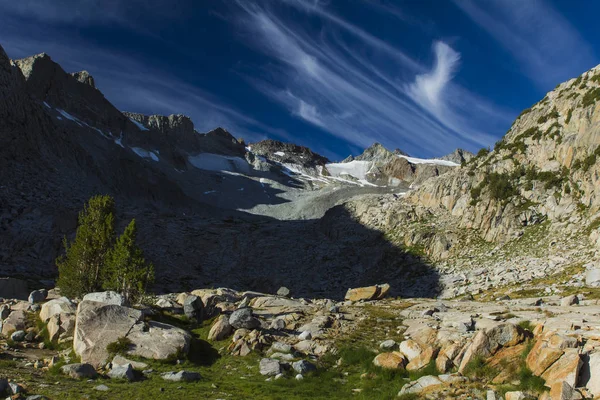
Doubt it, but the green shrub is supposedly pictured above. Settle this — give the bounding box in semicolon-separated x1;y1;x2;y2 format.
573;76;582;86
476;147;490;158
582;87;600;108
488;172;517;201
106;336;133;355
565;108;573;124
56;195;115;299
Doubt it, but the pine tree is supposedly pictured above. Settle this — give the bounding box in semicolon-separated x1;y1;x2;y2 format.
103;219;154;304
56;195;115;299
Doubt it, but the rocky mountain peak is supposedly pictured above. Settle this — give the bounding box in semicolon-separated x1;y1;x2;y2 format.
439;148;474;164
70;70;95;88
354;142;396;163
250;139;330;168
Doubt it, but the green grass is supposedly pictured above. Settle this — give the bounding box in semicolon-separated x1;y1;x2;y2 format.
461;355;498;381
106;336;133;356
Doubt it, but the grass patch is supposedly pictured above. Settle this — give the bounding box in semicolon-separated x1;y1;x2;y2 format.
462;355;498;381
106;336;133;356
518;320;534;333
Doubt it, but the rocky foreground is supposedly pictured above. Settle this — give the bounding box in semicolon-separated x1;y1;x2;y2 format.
1;283;600;399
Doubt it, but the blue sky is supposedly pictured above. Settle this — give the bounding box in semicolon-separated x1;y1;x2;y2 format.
0;0;597;160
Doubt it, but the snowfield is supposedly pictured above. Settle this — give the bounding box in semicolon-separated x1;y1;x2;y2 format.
188;153;251;174
398;155;459;167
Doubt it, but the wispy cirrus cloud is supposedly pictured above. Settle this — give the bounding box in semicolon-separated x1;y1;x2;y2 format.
453;0;595;87
233;1;511;157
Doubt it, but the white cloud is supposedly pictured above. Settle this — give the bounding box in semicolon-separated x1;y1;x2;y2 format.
234;2;511;157
453;0;595;87
409;42;460;110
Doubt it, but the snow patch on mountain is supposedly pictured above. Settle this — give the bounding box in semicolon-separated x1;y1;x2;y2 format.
131;147;159;162
398;155;459;167
188;153;251;174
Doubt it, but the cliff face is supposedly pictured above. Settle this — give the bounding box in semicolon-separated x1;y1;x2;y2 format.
343;65;600;291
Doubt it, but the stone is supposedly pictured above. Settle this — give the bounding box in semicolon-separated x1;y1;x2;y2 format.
74;300;190;367
47;314;63;341
373;352;405;369
399;339;423;361
299;330;312;340
486;390;496;400
11;330;26;341
550;381;576;400
586;268;600;287
229;307;261;330
108;363;135;381
2;310;27;336
8;382;22;394
74;300;143;367
504;392;527;400
277;287;291;297
269;318;286;330
61;363;98;379
83;291;128;306
560;295;579;307
380;340;397;351
112;355;148;370
269;342;292;354
344;283;390;301
587;352;600;397
39;297;76;322
183;295;204;321
436;343;461;373
208;315;233;341
541;348;581;388
94;384;110;391
295;374;303;380
406;346;437;371
161;371;201;382
0;304;10;320
28;289;47;304
25;396;49;400
259;358;281;376
126;320;192;361
398;375;443;395
292;360;317;374
459;323;526;373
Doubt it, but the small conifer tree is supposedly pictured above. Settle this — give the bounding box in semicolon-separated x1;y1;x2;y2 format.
56;195;115;298
103;219;154;304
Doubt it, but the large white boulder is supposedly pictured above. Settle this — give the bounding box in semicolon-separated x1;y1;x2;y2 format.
82;291;127;306
40;297;76;322
73;300;190;368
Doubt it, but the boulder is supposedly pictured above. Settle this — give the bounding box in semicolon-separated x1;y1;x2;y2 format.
112;355;148;370
344;283;390;301
373;352;406;369
108;363;135;381
11;330;26;341
550;381;576;400
277;287;291;297
587;352;600;397
459;323;526;373
560;295;579;307
380;339;397;351
541;348;581;388
406;345;437;371
161;371;201;382
292;360;316;374
61;363;98;379
0;305;10;320
74;300;143;367
39;297;76;322
586;269;600;287
2;310;27;336
183;295;204;322
504;392;527;400
399;339;424;361
126;321;191;361
259;358;281;376
229;307;261;330
398;375;443;395
28;289;47;304
83;291;127;306
208;315;233;341
269;318;286;330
